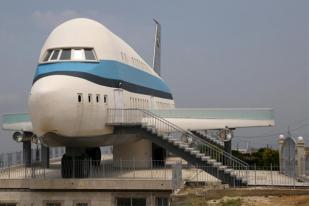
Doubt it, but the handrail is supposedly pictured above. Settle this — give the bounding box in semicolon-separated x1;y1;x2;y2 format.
141;109;249;168
107;108;249;171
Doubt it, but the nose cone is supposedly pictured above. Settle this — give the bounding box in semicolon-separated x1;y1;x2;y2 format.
28;76;77;137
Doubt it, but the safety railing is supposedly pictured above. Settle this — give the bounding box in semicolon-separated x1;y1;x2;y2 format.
0;147;65;169
0;159;307;187
107;109;249;180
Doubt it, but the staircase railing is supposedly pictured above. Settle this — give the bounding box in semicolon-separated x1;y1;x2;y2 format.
107;109;248;179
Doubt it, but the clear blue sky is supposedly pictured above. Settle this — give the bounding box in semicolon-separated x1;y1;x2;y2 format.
0;0;308;152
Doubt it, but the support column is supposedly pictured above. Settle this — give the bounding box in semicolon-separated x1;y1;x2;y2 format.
113;139;152;168
224;140;232;154
41;145;50;168
296;136;305;177
223;130;233;154
278;134;285;173
23;141;31;167
223;130;233;167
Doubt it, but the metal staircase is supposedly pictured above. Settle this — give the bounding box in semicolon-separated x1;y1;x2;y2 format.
191;130;224;149
107;109;248;186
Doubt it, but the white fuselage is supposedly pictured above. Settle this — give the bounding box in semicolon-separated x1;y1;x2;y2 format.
28;18;175;146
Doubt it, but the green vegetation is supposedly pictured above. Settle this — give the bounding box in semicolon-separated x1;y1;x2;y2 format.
232;147;279;166
219;198;242;206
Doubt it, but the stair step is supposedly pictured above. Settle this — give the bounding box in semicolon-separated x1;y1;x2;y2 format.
218;165;228;170
201;156;210;161
224;168;234;174
207;159;216;164
184;147;194;152
162;135;171;140
213;162;222;167
173;141;182;146
178;144;189;149
168;139;175;143
190;150;199;155
195;153;204;158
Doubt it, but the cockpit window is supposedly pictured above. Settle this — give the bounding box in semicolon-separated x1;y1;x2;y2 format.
85;49;96;60
72;49;84;60
50;49;60;60
42;48;97;63
60;49;71;60
43;50;52;62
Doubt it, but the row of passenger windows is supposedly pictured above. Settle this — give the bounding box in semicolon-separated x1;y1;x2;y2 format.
120;52;148;70
43;48;97;63
77;93;108;103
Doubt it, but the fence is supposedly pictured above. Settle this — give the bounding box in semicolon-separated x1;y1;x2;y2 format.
0;147;65;168
0;158;308;188
306;157;309;176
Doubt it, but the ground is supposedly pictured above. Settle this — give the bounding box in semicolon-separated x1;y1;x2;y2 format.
171;186;309;206
207;195;309;206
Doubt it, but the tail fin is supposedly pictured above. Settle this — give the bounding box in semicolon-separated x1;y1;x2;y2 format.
152;19;161;76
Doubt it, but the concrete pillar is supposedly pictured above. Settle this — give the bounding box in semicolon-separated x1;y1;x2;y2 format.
23;141;31;167
224;130;233;154
278;134;285;173
296;136;305;177
224;140;232;154
41;145;50;168
113;139;152;168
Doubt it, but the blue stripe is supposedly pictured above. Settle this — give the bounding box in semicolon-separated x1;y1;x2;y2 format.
34;60;172;94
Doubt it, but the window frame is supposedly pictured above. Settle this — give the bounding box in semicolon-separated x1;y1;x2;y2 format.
155;197;169;206
43;49;53;62
116;197;147;206
40;47;99;64
50;49;61;61
59;48;71;61
77;93;83;103
71;48;86;61
43;201;64;206
103;95;108;104
73;200;91;206
84;48;97;61
96;94;100;103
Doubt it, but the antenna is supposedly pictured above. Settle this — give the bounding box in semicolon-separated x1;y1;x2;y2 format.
152;19;161;76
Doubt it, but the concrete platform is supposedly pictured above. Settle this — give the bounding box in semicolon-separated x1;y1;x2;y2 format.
0;179;172;191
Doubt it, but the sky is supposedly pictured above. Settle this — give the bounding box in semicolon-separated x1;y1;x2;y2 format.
0;0;308;152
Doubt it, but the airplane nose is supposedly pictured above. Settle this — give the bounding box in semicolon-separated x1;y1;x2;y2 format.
28;76;76;137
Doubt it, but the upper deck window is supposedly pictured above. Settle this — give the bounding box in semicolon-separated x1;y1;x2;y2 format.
42;48;97;63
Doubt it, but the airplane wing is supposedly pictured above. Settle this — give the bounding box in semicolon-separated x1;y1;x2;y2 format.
2;113;33;132
150;108;274;130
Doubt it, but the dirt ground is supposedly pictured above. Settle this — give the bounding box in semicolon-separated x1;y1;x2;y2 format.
171;187;309;206
208;195;309;206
